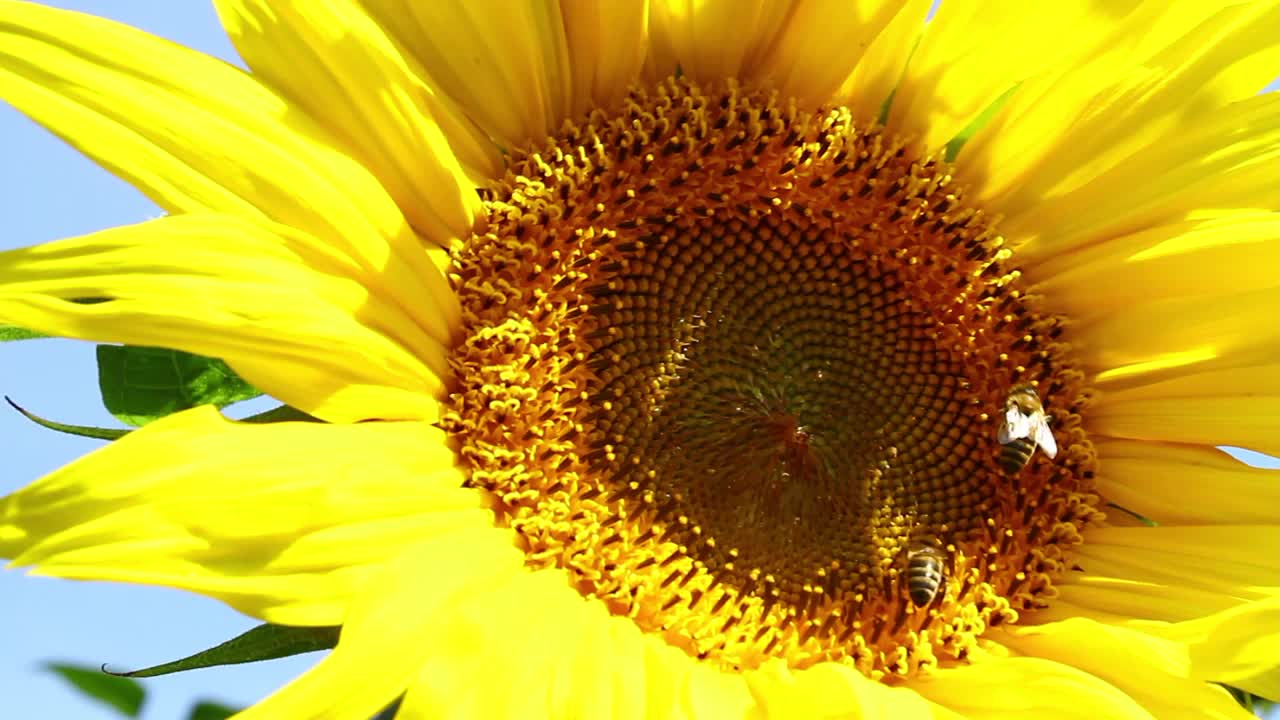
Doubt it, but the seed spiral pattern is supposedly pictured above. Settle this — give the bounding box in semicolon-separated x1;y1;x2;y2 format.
442;79;1101;680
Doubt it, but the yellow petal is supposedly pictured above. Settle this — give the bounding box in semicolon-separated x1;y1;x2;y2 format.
737;0;904;107
603;613;655;720
359;0;572;150
999;91;1280;259
401;568;591;712
1144;597;1280;698
0;214;450;422
683;662;754;720
1089;365;1280;456
213;0;496;242
484;575;608;719
635;642;695;720
908;656;1151;719
0;406;493;626
648;0;910;111
1037;213;1280;388
561;0;649;116
0;1;438;289
1070;285;1279;392
1095;440;1280;525
834;0;932;128
1065;526;1279;617
996;619;1254;720
747;660;954;719
233;529;524;720
1058;583;1247;627
1041;598;1280;703
965;2;1280;213
399;569;569;718
1031;213;1280;310
889;0;1138;151
399;567;752;719
644;0;790;86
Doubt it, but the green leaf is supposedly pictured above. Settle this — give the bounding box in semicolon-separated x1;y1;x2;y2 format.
0;325;47;341
96;345;262;426
46;662;146;718
186;701;241;720
6;397;131;440
105;624;340;678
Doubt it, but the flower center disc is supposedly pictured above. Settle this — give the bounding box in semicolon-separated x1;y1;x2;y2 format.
444;79;1100;680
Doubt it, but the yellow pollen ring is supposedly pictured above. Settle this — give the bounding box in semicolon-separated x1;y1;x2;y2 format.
442;79;1099;681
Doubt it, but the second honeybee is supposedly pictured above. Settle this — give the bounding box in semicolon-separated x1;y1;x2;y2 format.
906;545;945;607
996;384;1058;473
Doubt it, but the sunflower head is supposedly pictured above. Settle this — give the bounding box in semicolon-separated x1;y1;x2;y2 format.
0;1;1276;717
442;76;1105;681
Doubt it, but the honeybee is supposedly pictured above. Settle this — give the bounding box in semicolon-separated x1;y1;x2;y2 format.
906;544;945;607
996;384;1058;474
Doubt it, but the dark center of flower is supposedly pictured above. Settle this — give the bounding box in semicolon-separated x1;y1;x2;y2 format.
443;78;1101;680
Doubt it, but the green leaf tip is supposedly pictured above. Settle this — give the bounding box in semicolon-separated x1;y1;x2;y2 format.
6;396;131;440
102;623;340;678
186;700;242;720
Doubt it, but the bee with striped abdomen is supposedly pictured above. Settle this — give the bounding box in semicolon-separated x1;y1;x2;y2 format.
906;544;945;607
996;384;1057;474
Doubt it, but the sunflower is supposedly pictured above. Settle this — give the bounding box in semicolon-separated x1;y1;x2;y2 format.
2;0;1278;717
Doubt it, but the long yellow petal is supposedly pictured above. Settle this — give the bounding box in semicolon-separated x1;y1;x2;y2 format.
909;656;1151;719
647;0;909;112
1059;583;1248;627
644;0;790;86
1000;92;1280;260
747;660;957;719
398;569;709;719
0;1;440;290
232;529;524;720
683;661;754;720
996;619;1254;720
1066;526;1279;614
358;0;572;150
395;566;759;720
1095;440;1280;526
0;406;493;626
889;0;1139;151
1089;365;1280;456
213;0;496;242
1070;285;1280;392
1144;597;1280;700
1078;526;1280;599
1031;213;1280;310
0;214;450;422
1026;594;1276;703
964;2;1280;212
835;0;931;128
560;0;649;117
736;0;904;108
1032;214;1280;388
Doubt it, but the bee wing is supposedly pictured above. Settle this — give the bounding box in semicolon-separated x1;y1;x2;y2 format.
997;407;1033;444
1034;420;1058;458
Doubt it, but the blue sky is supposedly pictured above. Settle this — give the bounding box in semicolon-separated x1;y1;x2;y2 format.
0;3;1276;720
